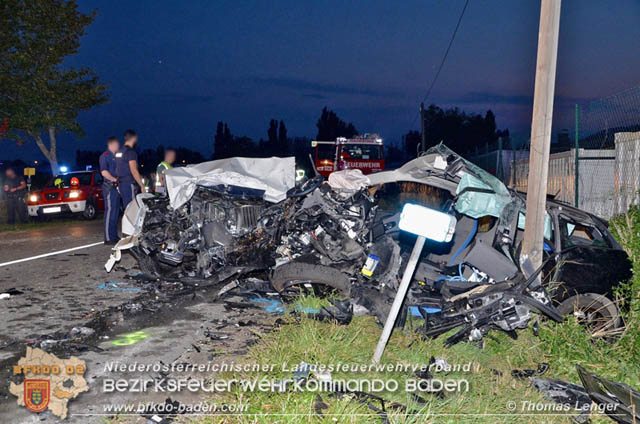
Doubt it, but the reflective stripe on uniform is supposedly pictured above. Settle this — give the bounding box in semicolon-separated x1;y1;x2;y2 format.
105;188;111;240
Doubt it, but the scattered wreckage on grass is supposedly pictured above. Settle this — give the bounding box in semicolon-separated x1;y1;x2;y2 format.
105;144;631;344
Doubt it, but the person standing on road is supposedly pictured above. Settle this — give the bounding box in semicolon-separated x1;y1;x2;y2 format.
3;168;28;225
100;136;121;244
154;148;175;196
115;129;144;208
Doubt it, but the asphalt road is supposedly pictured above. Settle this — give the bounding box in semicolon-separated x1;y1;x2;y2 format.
0;219;131;349
0;220;105;264
0;219;275;423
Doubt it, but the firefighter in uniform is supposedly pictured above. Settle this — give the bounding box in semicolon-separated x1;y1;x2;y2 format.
114;129;144;207
154;148;175;195
99;136;120;244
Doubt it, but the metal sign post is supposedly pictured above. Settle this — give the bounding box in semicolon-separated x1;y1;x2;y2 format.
372;235;425;363
372;203;457;363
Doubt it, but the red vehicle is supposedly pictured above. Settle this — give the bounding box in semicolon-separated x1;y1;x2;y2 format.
312;134;385;178
27;171;105;220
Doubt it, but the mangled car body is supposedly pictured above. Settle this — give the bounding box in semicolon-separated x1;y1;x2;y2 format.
105;157;302;281
270;144;631;340
106;145;631;343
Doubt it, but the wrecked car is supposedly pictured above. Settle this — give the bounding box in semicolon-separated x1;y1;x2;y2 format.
105;157;322;283
105;145;631;344
268;144;631;341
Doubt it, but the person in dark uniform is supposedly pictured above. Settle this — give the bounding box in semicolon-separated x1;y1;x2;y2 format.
3;168;28;225
114;129;144;207
99;136;121;244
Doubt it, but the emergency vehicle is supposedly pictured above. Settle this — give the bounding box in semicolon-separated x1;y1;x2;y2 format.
26;171;104;220
311;134;385;177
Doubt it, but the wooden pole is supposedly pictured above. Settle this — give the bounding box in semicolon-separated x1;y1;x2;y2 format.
522;0;561;271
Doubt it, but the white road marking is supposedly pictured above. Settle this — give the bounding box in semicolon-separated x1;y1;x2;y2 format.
0;241;104;268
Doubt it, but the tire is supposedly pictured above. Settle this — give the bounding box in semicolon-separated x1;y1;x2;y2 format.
270;261;351;299
557;293;621;334
82;200;97;220
130;246;162;277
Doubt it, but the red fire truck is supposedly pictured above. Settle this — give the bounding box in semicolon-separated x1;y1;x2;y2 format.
311;134;385;178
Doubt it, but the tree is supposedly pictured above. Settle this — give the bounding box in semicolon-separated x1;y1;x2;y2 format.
0;0;109;174
75;149;101;170
213;122;226;159
262;119;278;156
213;122;258;159
230;136;257;157
213;121;236;159
277;120;288;156
174;147;205;164
406;105;506;156
315;107;358;141
268;120;278;145
403;130;421;157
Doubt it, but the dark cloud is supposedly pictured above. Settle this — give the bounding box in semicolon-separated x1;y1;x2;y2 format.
455;91;591;107
455;92;533;105
252;76;394;97
158;93;218;104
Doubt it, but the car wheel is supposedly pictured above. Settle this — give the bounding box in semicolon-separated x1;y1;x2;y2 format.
82;201;97;220
270;261;351;300
557;293;621;335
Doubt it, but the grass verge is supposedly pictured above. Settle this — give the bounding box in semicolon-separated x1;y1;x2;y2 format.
183;308;639;424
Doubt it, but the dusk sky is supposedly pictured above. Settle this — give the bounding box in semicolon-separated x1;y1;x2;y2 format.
5;0;640;164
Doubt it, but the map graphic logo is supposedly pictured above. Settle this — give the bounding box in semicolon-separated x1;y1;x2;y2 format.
24;379;50;412
10;347;88;419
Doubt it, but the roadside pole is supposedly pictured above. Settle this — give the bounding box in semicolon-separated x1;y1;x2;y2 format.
522;0;562;272
372;203;457;363
372;235;425;363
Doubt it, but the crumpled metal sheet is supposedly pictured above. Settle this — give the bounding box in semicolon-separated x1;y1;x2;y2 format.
165;156;296;209
327;169;371;191
576;364;640;424
366;143;514;219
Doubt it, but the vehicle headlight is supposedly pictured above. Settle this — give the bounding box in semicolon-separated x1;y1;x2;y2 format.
29;194;38;202
69;191;81;199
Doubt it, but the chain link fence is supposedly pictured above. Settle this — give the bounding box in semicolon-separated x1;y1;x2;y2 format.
470;85;640;220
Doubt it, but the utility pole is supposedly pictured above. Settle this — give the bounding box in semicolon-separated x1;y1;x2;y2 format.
420;103;426;154
521;0;561;272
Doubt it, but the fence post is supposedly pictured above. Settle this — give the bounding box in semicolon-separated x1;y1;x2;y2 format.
497;137;503;182
485;142;489;172
420;103;426;154
512;138;517;188
574;103;579;207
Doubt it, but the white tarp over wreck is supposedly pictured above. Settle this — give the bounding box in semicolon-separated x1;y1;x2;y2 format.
165;156;296;209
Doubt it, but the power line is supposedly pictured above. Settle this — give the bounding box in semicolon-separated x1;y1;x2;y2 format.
409;0;470;130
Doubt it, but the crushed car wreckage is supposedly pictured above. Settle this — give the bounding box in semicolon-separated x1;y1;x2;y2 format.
105;144;631;344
